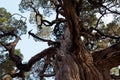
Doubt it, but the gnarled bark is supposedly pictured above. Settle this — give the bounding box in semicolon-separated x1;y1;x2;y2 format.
55;0;103;80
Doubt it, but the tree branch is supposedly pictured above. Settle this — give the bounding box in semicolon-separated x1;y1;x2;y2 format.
28;30;61;47
10;47;57;78
102;5;120;15
95;12;108;28
90;27;120;41
92;42;120;69
0;32;20;51
39;73;55;78
39;54;52;79
28;47;57;69
28;0;65;30
0;31;57;78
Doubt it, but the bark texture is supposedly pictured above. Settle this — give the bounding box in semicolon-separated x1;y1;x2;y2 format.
55;0;118;80
55;0;99;79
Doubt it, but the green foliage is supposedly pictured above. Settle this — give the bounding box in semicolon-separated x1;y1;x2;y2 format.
14;49;23;59
19;0;43;13
0;53;15;79
19;0;52;13
0;8;11;19
0;8;27;43
0;8;11;33
110;67;120;76
0;49;24;78
29;12;36;24
0;7;26;79
0;49;23;79
35;27;52;41
9;18;27;36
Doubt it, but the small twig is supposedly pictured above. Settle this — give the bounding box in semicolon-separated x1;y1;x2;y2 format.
95;13;105;28
12;13;27;22
102;5;120;15
28;30;52;42
90;27;120;41
39;73;55;78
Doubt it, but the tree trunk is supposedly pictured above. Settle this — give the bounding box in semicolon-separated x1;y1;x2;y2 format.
55;44;104;80
55;0;108;80
54;21;103;80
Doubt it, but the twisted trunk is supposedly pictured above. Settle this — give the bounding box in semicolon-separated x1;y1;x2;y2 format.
55;0;112;80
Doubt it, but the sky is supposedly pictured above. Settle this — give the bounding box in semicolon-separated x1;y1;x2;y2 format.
0;0;49;62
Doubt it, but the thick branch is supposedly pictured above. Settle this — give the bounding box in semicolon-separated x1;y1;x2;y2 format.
10;47;57;78
93;42;120;69
28;47;57;69
43;18;66;26
0;32;57;78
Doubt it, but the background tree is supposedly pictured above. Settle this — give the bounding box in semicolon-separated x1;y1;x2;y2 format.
0;8;26;79
1;0;120;80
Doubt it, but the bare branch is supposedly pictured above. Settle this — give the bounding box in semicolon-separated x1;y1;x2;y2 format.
95;13;105;28
40;73;55;77
43;18;66;26
28;0;65;29
28;30;51;42
102;5;120;15
28;30;61;47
